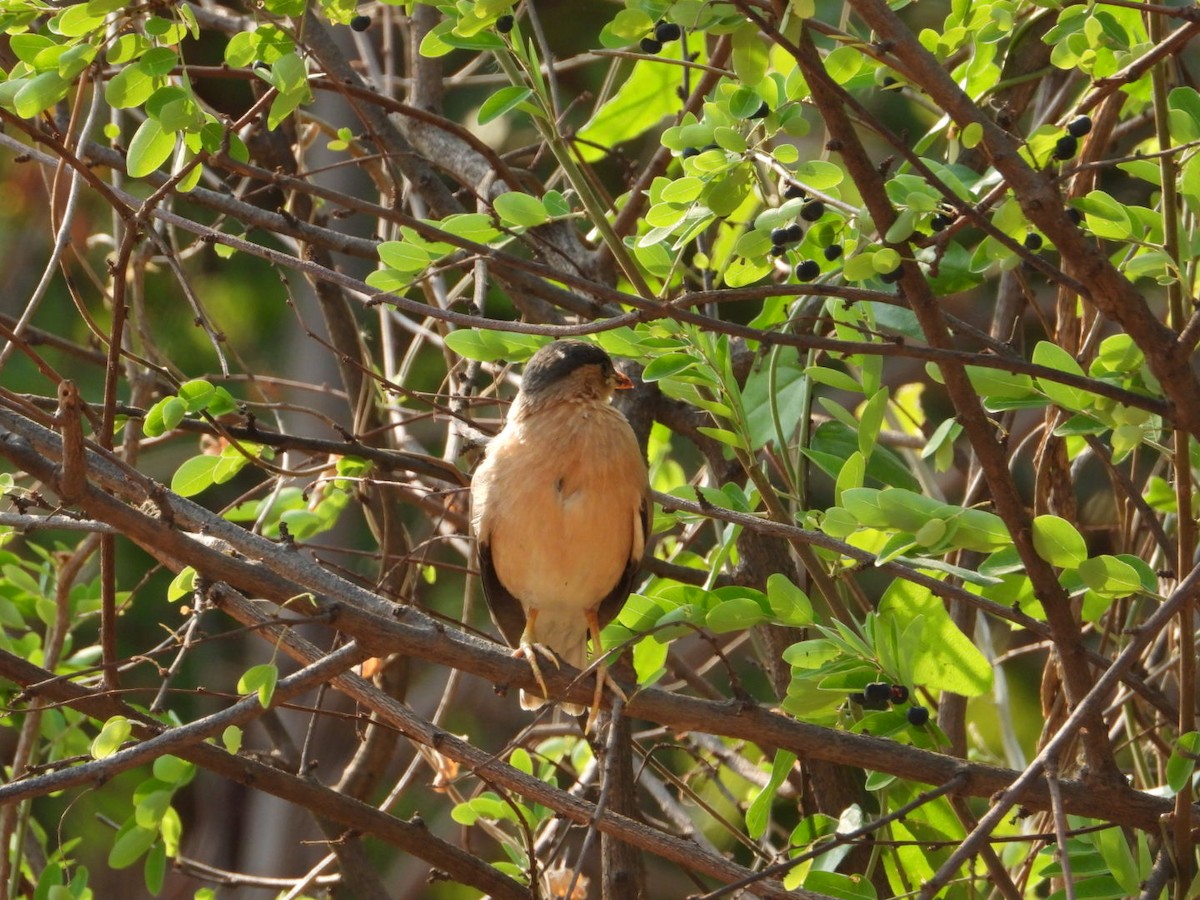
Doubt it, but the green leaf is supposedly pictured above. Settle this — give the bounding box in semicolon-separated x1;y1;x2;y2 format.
376;240;433;273
1094;824;1142;896
170;455;219;497
1076;189;1134;240
1168;86;1200;144
875;488;952;533
1032;340;1090;411
108;821;156;869
91;715;131;759
631;636;667;685
791;160;844;191
746;750;797;839
880;582;993;696
14;71;69;118
857;387;889;459
127;117;176;178
142;395;183;437
443;328;544;362
177;379;216;413
1076;555;1142;598
696;425;748;450
105;64;156;109
806;421;920;491
270;51;307;92
731;22;768;85
134;788;172;829
166;566;195;602
842;254;878;282
660;176;705;204
238;663;278;708
493;191;549;227
577;44;686;163
743;355;809;449
798;870;876;899
728;87;764;118
9;34;55;66
477;85;532;125
152;754;195;785
805;365;861;393
705;597;767;633
1166;731;1200;794
56;3;106;37
608;8;654;40
1031;514;1087;568
144;840;166;895
767;574;813;626
139;47;178;77
834;452;865;506
948;507;1010;553
222;725;243;754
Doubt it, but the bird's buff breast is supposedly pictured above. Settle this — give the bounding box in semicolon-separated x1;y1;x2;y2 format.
477;405;644;610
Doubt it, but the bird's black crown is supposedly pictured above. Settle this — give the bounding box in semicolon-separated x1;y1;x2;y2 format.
521;341;615;396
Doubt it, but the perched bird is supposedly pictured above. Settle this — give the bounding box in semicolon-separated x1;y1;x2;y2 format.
470;341;650;728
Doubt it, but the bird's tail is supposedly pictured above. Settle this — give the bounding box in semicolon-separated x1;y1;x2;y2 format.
520;690;584;716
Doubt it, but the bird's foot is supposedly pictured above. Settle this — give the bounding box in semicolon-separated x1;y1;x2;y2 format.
584;659;628;734
514;642;560;709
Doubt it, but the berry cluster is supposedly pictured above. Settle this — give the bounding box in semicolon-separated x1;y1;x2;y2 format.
929;206;956;232
848;682;929;725
765;192;834;281
641;21;682;54
1053;115;1092;161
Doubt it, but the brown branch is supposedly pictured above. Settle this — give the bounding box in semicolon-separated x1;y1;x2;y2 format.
0;649;527;900
844;0;1200;444
791;14;1121;783
0;413;1178;834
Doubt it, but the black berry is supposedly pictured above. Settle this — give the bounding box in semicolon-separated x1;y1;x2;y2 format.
889;684;909;703
496;14;514;33
795;260;820;281
770;227;792;245
1067;207;1083;224
783;184;806;200
929;213;952;232
1024;232;1043;251
864;682;891;702
350;14;371;31
1053;134;1077;160
1067;115;1092;138
681;147;699;158
800;200;825;222
749;101;770;119
655;21;682;42
640;37;663;54
769;245;788;258
784;223;803;242
823;244;843;261
880;267;902;284
907;706;930;726
848;692;866;706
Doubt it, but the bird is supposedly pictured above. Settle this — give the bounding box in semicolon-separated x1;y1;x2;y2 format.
470;340;650;730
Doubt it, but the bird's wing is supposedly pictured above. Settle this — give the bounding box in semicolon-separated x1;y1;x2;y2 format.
477;538;528;648
595;493;651;631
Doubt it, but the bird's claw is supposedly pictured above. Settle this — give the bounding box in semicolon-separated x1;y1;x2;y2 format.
584;659;628;734
514;642;557;700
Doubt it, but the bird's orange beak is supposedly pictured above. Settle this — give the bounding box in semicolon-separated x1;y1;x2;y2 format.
614;371;634;390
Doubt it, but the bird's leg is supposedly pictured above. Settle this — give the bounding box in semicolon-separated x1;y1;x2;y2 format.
584;608;627;733
516;608;558;703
